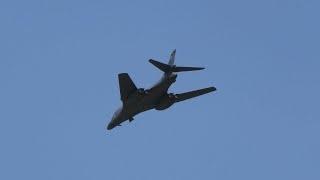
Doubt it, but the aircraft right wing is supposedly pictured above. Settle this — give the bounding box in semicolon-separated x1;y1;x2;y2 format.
175;87;216;103
118;73;137;101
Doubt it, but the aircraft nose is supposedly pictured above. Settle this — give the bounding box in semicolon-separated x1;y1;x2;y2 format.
107;123;114;130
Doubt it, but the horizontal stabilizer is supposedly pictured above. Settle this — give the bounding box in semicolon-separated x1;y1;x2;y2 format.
149;59;171;72
174;66;205;72
149;59;204;73
176;87;216;103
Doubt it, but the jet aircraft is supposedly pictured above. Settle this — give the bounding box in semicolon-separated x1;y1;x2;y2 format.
107;50;216;130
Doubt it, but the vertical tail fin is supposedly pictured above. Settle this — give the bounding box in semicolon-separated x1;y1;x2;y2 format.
168;49;176;66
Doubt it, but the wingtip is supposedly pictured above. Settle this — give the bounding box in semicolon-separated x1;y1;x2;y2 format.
192;67;205;70
207;86;217;92
118;73;128;76
149;59;158;65
192;67;205;71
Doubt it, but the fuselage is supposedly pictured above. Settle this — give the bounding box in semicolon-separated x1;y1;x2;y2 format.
107;73;177;130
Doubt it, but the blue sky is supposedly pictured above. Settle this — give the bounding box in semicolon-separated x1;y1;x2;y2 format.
1;0;319;179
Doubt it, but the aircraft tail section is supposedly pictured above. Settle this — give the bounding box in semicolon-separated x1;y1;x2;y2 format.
149;50;204;73
149;59;205;73
168;49;176;66
149;59;171;72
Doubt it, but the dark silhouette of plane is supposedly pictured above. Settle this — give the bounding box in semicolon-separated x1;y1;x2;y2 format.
107;50;216;130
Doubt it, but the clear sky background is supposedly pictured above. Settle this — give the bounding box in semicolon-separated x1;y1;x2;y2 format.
1;0;319;179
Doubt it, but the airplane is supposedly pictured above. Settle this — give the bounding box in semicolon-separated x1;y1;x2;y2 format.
107;50;216;130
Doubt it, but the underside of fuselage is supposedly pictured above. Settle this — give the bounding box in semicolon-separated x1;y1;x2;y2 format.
107;73;177;130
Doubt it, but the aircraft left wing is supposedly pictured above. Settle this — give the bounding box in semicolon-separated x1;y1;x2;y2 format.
118;73;137;101
175;87;216;103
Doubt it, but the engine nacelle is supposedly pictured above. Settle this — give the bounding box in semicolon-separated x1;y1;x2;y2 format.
137;88;150;95
155;93;177;110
